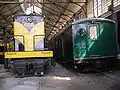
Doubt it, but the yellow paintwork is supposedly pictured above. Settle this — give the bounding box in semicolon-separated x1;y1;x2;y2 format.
0;43;3;46
14;21;45;51
4;51;53;58
0;52;3;55
35;35;44;46
14;36;24;44
0;43;13;48
0;43;10;47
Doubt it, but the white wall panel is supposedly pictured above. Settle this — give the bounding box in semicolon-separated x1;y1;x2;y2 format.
114;0;120;7
87;0;120;18
101;0;111;14
87;0;94;18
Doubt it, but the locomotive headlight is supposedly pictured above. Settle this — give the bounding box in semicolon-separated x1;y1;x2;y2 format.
26;16;33;23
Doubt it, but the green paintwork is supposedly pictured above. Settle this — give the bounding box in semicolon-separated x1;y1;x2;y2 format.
72;18;118;59
53;18;118;64
72;23;87;58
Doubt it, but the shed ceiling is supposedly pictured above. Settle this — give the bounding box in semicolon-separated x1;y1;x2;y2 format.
0;0;86;41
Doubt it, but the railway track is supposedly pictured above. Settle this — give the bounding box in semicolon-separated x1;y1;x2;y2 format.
0;63;120;90
88;71;120;90
97;72;120;82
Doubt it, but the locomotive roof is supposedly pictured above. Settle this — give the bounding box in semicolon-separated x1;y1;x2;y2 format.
72;18;115;25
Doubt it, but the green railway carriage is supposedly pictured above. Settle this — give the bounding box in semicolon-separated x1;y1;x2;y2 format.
53;18;118;72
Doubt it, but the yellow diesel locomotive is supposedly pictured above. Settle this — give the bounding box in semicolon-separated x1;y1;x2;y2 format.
4;14;55;76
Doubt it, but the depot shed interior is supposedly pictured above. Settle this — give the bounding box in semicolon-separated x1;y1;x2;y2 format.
0;0;120;55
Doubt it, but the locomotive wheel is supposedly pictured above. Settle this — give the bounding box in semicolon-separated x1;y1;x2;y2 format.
76;64;86;73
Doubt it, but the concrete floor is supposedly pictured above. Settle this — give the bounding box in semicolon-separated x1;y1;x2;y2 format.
0;63;120;90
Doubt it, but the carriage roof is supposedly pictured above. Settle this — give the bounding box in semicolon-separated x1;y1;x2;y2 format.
72;18;115;25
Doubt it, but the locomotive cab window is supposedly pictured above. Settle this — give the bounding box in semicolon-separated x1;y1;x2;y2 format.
89;25;98;40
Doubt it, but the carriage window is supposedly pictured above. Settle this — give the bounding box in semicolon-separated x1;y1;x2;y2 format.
77;28;85;36
73;23;86;36
89;25;97;40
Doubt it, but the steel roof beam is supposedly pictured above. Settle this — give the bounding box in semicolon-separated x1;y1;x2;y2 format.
53;3;70;24
47;0;75;14
34;5;60;25
31;5;58;22
47;15;62;38
45;27;58;32
0;14;12;26
47;0;71;38
0;5;20;15
45;22;59;29
45;26;53;29
37;0;73;37
43;5;72;19
0;24;6;28
45;18;56;23
45;21;64;24
43;9;59;22
0;1;86;4
0;9;22;26
46;16;57;24
0;9;21;21
33;5;65;25
47;2;73;38
0;4;6;12
36;0;72;20
6;4;14;15
67;0;87;17
49;0;87;40
0;4;5;7
43;4;61;15
45;1;75;38
55;6;62;14
36;5;67;21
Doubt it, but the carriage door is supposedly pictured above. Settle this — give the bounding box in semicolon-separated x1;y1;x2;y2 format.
72;23;88;59
87;23;98;54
